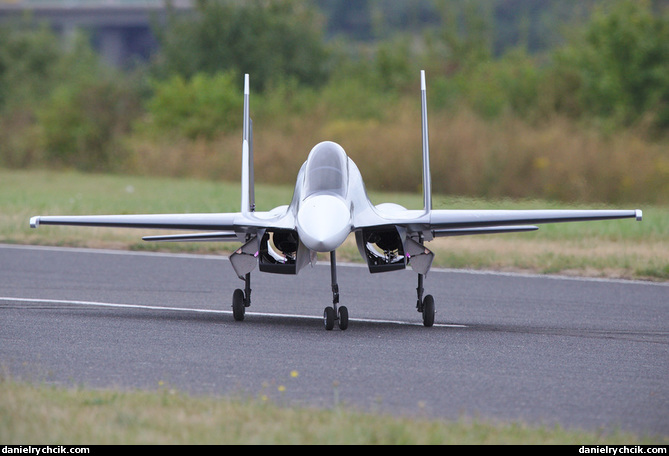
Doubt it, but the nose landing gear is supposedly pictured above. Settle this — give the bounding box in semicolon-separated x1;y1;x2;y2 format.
324;251;348;330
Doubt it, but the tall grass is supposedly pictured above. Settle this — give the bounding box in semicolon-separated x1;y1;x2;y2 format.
124;94;669;205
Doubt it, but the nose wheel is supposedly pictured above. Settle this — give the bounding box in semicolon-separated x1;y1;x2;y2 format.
324;251;349;330
324;305;348;330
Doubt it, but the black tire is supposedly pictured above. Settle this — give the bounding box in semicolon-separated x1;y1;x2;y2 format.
232;288;245;321
338;306;349;331
324;306;335;330
422;294;435;327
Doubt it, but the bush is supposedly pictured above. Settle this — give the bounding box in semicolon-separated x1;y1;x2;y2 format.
144;71;243;140
458;49;542;120
0;24;143;170
37;77;142;171
0;23;61;109
556;0;669;130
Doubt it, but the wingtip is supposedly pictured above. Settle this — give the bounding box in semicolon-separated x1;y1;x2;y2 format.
30;216;40;228
244;74;249;95
636;209;643;221
420;70;426;91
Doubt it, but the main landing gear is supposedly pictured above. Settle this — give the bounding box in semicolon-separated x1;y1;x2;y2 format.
416;272;435;327
324;251;348;330
232;272;252;322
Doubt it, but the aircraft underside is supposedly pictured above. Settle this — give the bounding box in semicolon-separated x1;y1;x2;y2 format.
228;226;436;330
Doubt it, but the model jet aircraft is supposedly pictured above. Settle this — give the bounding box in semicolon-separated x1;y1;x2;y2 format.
30;71;642;330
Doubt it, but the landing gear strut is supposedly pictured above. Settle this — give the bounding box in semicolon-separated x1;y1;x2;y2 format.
324;251;348;330
232;272;252;321
416;272;435;327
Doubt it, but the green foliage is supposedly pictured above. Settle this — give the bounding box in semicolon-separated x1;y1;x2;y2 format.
252;77;319;124
0;22;62;167
144;71;242;140
37;76;142;171
425;0;494;75
0;22;144;171
557;0;669;129
423;0;669;132
1;1;668;204
319;76;395;121
456;48;543;119
421;2;544;119
0;22;61;109
153;0;330;91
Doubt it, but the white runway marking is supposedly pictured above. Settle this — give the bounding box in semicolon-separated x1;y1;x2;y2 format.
0;296;466;328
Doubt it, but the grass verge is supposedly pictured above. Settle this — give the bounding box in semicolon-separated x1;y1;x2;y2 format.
1;379;665;444
2;168;666;280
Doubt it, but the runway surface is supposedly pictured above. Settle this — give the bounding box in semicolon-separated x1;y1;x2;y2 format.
1;244;667;435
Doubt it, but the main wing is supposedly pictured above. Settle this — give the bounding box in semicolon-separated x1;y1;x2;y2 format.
426;208;642;238
351;205;641;276
29;213;238;231
353;204;641;239
29;210;293;243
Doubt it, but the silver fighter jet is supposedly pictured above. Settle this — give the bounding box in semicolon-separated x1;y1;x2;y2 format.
30;72;642;330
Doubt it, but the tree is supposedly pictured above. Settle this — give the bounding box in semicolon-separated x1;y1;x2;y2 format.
153;0;331;91
0;22;61;109
560;0;669;128
146;71;242;139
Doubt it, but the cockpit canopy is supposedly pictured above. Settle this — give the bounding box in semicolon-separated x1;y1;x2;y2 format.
304;141;349;198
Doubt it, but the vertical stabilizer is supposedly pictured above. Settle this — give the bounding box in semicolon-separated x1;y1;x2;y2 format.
242;74;255;214
421;70;432;213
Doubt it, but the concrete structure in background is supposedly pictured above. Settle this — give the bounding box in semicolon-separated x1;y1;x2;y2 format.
0;0;193;67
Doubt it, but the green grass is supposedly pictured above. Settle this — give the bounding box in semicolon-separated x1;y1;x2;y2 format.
1;379;665;444
2;167;667;280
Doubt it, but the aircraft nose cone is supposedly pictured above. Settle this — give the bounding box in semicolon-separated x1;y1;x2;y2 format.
297;195;351;252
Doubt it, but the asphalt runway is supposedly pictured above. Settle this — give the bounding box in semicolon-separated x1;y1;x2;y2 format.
1;244;667;435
